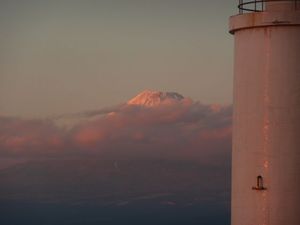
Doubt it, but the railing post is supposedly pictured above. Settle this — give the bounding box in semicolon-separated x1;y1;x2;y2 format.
239;0;243;14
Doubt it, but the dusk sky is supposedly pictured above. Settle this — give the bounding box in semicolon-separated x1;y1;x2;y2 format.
0;0;236;118
0;2;237;224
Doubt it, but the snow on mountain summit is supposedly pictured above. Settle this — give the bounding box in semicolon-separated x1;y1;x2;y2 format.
53;90;188;128
127;90;186;107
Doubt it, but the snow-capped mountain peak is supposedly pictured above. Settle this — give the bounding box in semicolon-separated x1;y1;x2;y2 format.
127;90;185;107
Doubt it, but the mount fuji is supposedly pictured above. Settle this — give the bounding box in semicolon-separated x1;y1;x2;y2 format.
127;90;187;107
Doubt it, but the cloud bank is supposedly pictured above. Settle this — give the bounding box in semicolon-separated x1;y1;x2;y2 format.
0;96;232;161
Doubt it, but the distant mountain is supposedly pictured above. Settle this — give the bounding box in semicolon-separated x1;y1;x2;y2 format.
53;90;190;128
127;90;187;107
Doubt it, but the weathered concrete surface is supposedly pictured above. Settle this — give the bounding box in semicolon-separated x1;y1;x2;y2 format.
266;1;299;11
230;2;300;225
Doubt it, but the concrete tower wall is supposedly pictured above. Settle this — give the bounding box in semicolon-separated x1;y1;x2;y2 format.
266;1;297;11
230;3;300;225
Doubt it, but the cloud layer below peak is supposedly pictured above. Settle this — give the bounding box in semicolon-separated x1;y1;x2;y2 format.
0;98;232;161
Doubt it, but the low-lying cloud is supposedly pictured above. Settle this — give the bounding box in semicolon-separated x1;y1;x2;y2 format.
0;100;232;161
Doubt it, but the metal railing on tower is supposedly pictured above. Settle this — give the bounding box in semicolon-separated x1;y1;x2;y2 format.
238;0;299;14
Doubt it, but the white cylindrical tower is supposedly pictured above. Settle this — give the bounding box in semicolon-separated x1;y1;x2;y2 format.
229;1;300;225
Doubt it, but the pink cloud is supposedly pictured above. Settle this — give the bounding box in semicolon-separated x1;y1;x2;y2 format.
0;101;232;160
0;117;65;155
4;136;29;149
74;127;106;147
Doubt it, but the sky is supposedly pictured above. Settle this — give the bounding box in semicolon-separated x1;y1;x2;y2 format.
0;0;237;118
0;2;235;223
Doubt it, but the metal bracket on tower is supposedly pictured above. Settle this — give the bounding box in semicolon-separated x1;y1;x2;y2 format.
252;175;267;191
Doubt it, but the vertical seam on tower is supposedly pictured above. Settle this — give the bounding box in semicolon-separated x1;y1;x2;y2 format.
262;27;271;225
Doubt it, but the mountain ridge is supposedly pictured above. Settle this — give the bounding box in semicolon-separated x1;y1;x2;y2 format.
127;90;186;107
